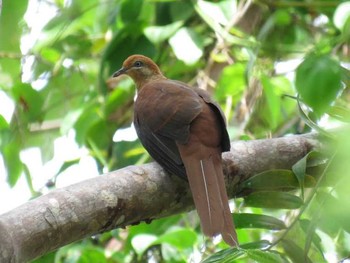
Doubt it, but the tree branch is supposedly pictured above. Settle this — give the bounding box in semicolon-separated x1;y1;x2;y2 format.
0;133;321;262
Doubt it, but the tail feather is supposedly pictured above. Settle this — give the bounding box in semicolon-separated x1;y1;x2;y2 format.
179;148;238;246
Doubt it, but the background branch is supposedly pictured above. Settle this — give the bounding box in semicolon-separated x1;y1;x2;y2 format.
0;133;320;263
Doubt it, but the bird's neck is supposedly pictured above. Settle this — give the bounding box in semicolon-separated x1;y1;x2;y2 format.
134;74;167;90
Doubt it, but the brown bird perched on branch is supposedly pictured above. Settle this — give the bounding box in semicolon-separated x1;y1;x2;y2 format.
112;55;238;246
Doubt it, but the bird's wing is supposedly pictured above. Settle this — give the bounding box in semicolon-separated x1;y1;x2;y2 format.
134;116;187;179
134;80;203;179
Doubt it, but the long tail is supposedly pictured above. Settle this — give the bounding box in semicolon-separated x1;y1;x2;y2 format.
179;150;238;246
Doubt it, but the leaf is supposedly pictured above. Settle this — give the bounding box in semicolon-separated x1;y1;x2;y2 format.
215;63;246;102
296;54;343;115
245;249;284;263
299;219;325;260
55;158;80;178
241;169;316;191
131;234;157;256
120;0;143;24
153;228;197;249
234;213;286;230
78;247;107;263
202;240;271;263
144;21;183;44
292;154;307;199
261;74;281;129
327;105;350;123
2;141;23;187
0;115;9;130
333;2;350;32
244;191;303;209
169;27;204;65
11;83;45;122
281;239;312;263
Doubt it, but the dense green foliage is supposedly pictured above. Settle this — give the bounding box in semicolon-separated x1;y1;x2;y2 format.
1;0;350;262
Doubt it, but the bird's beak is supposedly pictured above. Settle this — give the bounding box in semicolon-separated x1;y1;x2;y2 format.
112;67;127;78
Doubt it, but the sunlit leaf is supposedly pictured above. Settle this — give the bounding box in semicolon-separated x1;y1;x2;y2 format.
169;27;203;65
144;21;183;44
131;234;157;256
246;249;283;263
296;54;343;116
202;240;271;263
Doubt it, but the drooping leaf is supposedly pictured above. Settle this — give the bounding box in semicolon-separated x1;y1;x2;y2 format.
234;213;286;230
241;169;316;191
244;191;304;209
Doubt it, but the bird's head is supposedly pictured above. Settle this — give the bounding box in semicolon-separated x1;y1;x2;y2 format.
112;55;165;89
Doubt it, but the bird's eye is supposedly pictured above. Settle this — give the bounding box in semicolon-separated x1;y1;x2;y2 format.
134;61;143;68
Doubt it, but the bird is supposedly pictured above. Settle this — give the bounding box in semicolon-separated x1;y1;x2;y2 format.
112;54;238;247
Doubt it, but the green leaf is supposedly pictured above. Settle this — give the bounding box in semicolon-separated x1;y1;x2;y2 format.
261;74;281;129
12;83;45;122
55;158;80;178
299;219;325;261
3;141;23;186
292;154;307;199
169;27;204;65
244;191;303;209
296;54;343;115
154;228;197;249
234;213;286;230
120;0;143;24
241;169;316;191
215;63;246;102
281;239;312;263
202;240;271;263
73;106;100;146
0;114;9;130
40;48;61;63
327;105;350;123
77;247;107;263
246;249;284;263
144;21;183;44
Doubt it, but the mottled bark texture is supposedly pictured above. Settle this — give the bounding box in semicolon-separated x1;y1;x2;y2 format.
0;133;320;262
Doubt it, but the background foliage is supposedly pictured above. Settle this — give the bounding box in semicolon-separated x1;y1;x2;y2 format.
1;0;350;262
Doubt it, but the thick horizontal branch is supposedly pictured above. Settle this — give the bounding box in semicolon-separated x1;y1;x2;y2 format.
0;133;320;263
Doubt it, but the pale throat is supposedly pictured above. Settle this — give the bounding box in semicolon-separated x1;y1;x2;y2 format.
133;73;166;90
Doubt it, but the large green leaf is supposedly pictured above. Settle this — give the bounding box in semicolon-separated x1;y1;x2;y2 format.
234;213;286;230
241;169;316;191
244;191;304;209
296;54;343;115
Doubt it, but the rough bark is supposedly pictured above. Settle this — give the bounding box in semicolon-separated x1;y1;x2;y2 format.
0;133;321;262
